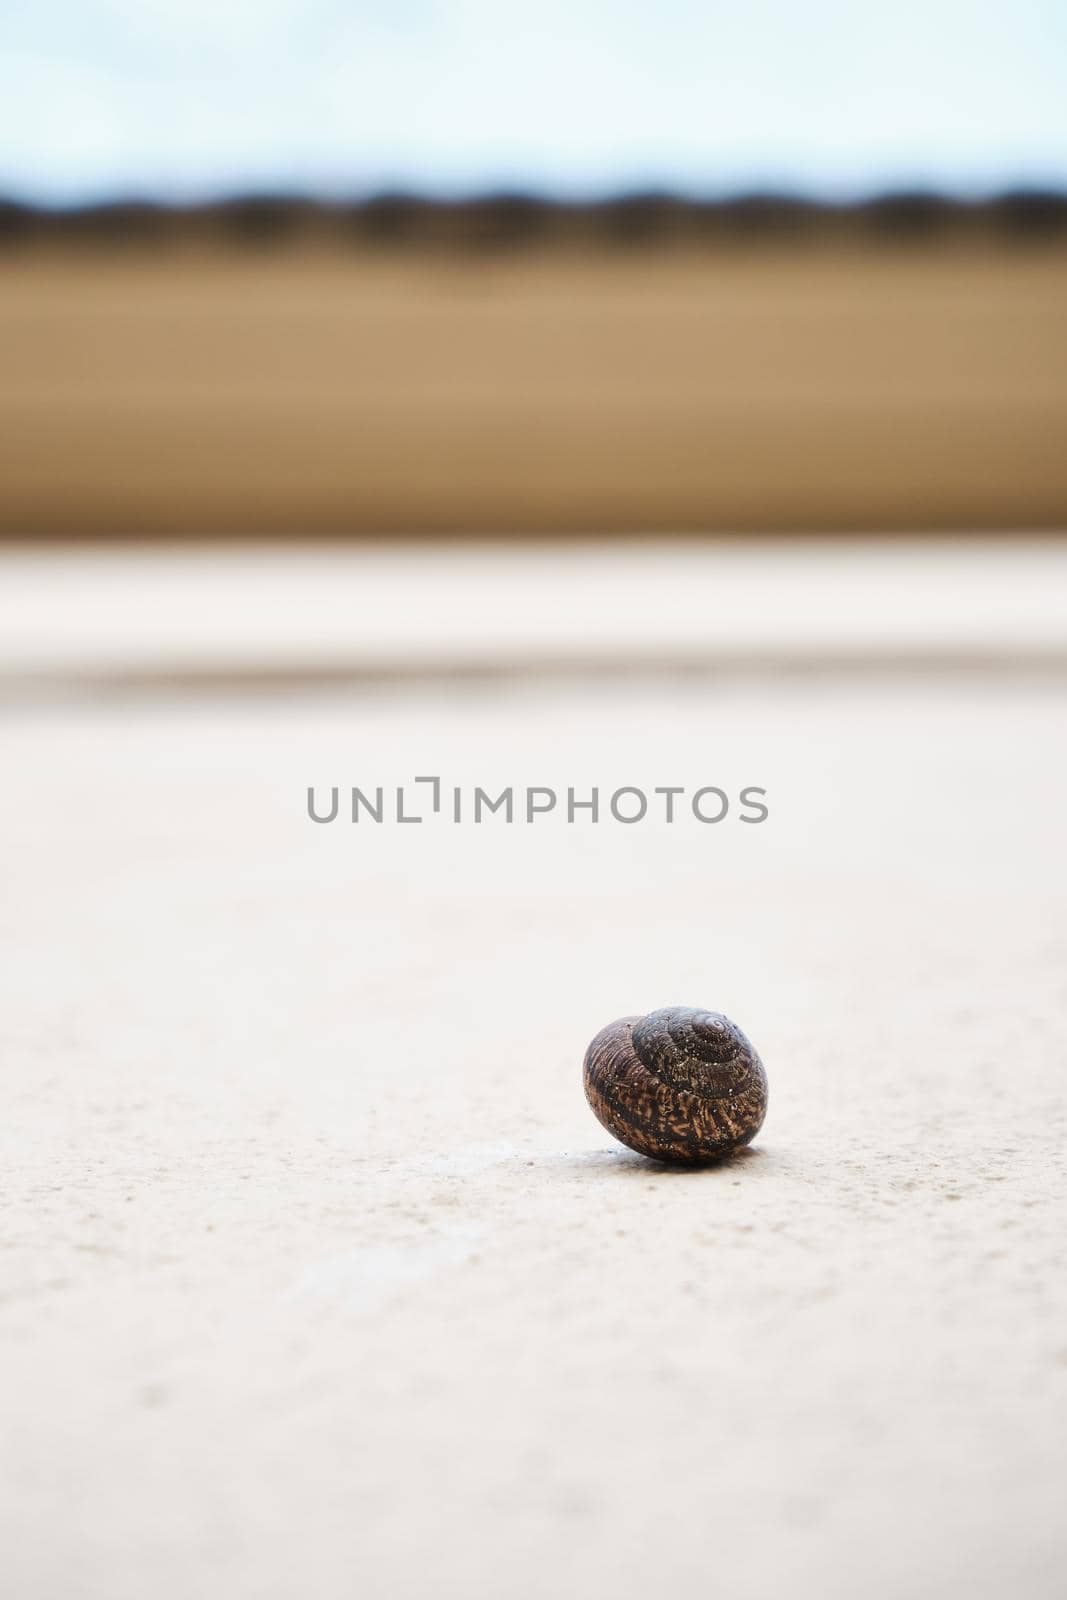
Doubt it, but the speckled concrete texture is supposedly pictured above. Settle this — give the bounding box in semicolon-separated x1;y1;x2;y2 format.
1;565;1066;1596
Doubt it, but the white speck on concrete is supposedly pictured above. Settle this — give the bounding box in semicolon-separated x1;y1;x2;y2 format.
288;1224;489;1314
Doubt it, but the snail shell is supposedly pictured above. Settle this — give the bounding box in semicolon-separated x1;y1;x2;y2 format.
583;1005;767;1165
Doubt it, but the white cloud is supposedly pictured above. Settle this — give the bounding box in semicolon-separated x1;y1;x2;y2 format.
1;0;1064;199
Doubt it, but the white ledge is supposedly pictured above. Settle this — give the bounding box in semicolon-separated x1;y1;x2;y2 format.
0;537;1064;686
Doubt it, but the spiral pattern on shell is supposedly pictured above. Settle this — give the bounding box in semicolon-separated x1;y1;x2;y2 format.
583;1005;768;1165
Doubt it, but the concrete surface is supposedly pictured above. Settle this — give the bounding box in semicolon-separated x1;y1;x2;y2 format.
1;542;1066;1598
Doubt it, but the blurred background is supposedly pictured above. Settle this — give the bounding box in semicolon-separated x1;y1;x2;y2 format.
2;0;1066;538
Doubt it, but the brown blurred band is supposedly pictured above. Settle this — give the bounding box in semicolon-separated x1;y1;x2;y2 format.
2;194;1065;537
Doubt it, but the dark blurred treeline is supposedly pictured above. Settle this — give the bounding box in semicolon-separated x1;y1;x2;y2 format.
3;189;1067;252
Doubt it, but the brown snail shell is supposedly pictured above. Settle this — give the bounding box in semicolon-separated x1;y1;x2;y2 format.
583;1006;768;1165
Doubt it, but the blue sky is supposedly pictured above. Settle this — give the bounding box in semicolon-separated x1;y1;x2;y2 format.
2;1;1066;203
